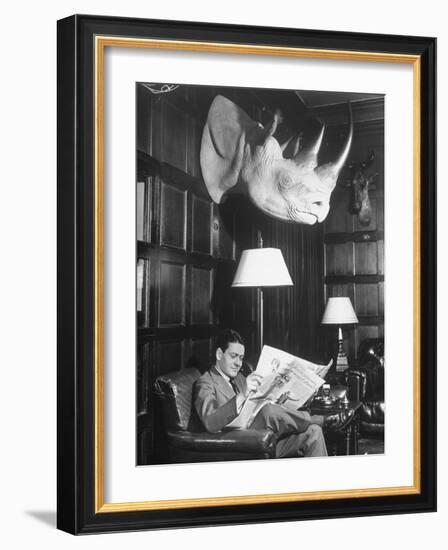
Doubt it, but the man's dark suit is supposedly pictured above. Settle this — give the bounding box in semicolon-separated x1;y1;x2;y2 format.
194;366;328;458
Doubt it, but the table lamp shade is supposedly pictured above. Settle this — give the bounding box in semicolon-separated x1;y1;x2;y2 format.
232;248;293;287
321;297;359;325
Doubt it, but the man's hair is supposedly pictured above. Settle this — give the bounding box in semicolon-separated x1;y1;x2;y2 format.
215;329;245;354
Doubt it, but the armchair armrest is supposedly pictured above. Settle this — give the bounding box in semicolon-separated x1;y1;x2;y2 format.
167;428;276;454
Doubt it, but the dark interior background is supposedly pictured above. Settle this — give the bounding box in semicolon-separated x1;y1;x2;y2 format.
136;83;384;464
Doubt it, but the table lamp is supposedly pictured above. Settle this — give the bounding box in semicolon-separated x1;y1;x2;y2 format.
232;244;293;352
321;297;358;372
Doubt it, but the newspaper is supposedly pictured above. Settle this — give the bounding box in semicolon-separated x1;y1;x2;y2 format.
226;345;332;429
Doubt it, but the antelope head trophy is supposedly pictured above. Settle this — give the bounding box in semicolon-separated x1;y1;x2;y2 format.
349;150;378;226
200;95;353;225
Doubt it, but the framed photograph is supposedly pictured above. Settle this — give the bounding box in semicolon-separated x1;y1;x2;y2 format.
57;14;436;534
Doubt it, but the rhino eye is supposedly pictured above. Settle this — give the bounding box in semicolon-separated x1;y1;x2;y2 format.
278;175;294;190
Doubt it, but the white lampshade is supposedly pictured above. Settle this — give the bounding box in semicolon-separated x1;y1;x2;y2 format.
232;248;293;287
321;297;359;325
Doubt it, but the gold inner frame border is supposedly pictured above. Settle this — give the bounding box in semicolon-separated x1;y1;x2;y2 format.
94;35;421;513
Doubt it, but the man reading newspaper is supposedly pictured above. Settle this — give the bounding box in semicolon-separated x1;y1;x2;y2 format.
194;329;346;458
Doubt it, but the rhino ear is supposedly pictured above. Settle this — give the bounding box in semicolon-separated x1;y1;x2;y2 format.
200;95;258;203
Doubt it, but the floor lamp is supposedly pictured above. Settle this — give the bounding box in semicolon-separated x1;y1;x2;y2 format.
232;246;293;353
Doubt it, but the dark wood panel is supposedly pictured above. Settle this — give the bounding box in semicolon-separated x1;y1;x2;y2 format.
160;181;187;250
160;161;209;199
137;341;151;413
190;338;213;372
138;241;222;269
192;195;212;255
162;101;187;171
325;274;384;284
156;339;185;376
325;242;354;275
158;261;186;327
136;177;152;243
355;283;379;316
325;282;355;304
346;329;357;363
137;150;161;179
379;281;384;315
325;189;353;233
213;204;236;260
357;316;384;326
187;118;201;177
354;241;378;274
324;231;383;244
356;325;380;352
142;325;217;340
150;94;163;161
137;341;152;465
136;84;151;155
310;99;384;127
191;266;213;325
136;180;146;242
377;196;384;231
137;258;150;328
378;240;384;275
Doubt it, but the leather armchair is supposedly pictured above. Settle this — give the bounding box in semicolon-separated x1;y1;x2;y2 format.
154;368;276;463
350;338;384;437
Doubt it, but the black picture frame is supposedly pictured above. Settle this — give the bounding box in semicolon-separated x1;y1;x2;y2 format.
57;14;436;534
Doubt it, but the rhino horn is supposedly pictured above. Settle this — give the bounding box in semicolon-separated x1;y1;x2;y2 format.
315;102;353;188
292;134;302;157
293;125;325;169
331;101;353;176
280;136;293;154
280;134;303;158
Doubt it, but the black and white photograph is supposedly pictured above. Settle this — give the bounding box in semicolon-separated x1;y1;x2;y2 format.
136;82;385;466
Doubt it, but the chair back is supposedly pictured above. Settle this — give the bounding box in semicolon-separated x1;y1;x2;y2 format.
358;338;384;364
154;368;201;431
357;337;384;401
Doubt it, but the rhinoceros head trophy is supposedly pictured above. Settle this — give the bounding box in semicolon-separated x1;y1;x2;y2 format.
200;95;353;225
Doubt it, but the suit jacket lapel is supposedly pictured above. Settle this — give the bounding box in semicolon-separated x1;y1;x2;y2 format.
210;366;234;401
235;372;247;395
210;367;248;402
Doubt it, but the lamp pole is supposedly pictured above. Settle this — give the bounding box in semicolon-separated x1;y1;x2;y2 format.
257;287;264;352
257;231;264;352
231;233;293;356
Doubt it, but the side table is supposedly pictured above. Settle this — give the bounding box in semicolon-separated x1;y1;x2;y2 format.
309;400;362;456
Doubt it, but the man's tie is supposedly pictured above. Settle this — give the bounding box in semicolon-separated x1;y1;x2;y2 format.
229;378;240;395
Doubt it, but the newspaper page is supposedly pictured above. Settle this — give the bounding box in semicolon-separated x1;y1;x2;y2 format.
226;345;331;428
250;345;328;413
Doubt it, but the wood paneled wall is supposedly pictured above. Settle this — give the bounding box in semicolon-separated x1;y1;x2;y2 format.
323;110;385;361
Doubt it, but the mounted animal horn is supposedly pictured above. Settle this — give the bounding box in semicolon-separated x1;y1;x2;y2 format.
280;136;293;154
293;125;325;170
315;102;353;190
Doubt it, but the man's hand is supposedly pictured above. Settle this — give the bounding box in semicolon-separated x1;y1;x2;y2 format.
244;373;263;396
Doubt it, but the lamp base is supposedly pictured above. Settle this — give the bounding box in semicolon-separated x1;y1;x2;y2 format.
335;352;349;373
335;327;349;372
